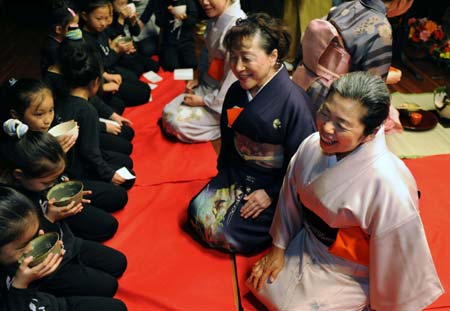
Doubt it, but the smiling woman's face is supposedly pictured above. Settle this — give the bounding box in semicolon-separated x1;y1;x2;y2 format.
316;93;372;160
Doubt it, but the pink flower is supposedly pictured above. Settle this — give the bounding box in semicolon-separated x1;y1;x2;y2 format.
420;30;430;42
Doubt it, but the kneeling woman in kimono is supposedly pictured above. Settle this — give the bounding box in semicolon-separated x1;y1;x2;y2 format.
248;72;443;310
187;13;316;254
161;0;246;143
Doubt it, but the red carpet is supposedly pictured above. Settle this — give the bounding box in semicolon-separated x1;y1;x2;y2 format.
104;70;449;310
105;71;237;311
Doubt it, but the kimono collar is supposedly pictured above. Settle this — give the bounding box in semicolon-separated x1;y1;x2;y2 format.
307;127;388;193
360;0;387;15
300;128;389;226
246;65;284;101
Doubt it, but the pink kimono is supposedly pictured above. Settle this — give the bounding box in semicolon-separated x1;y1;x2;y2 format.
254;129;443;310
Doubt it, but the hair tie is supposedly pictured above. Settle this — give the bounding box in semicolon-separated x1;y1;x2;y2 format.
3;119;28;139
67;7;76;17
8;78;17;87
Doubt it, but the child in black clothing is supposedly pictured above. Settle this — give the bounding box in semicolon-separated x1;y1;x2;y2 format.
40;2;82;75
80;0;152;111
1;79;123;240
0;186;127;311
108;0;160;75
0;129;127;299
58;40;136;190
155;0;198;72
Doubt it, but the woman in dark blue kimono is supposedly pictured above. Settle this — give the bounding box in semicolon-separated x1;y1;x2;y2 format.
188;13;316;254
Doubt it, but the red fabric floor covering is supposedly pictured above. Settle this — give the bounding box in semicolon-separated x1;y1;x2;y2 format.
105;71;237;310
236;155;450;311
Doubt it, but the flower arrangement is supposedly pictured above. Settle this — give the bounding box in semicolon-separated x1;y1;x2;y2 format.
408;17;449;69
408;17;446;53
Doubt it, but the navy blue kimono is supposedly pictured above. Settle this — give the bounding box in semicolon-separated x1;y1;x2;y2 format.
188;67;316;254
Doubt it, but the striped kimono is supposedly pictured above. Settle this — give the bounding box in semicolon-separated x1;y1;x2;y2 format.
296;0;393;109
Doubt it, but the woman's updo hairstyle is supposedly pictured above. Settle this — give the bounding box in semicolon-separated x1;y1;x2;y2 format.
327;72;391;136
59;40;102;88
224;12;291;63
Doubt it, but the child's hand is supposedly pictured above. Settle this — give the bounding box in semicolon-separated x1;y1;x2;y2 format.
46;198;84;223
56;131;78;153
168;5;187;20
106;122;122;135
103;72;122;85
112;172;126;185
175;12;187;20
103;81;120;93
81;189;92;205
110;112;133;126
122;41;136;54
12;241;65;289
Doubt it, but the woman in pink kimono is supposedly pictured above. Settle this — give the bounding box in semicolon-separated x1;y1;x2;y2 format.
161;0;246;143
247;72;443;310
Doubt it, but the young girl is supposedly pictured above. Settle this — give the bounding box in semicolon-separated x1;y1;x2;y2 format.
58;40;136;190
0;186;127;310
0;127;127;298
80;0;152;111
43;42;136;156
2;77;128;215
40;2;82;75
107;0;160;75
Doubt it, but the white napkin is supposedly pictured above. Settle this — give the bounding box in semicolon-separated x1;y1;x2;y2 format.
143;71;163;83
116;167;136;180
174;68;194;81
99;118;120;126
148;83;158;90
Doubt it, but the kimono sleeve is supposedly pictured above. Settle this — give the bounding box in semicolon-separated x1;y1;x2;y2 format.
370;215;443;310
270;149;305;249
203;61;237;114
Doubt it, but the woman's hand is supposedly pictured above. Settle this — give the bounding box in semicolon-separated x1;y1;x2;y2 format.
183;94;204;107
111;172;126;185
45;198;83;223
110;112;133;126
12;241;65;289
240;189;272;219
106;122;122;135
247;246;285;290
56;132;78;153
186;79;199;91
